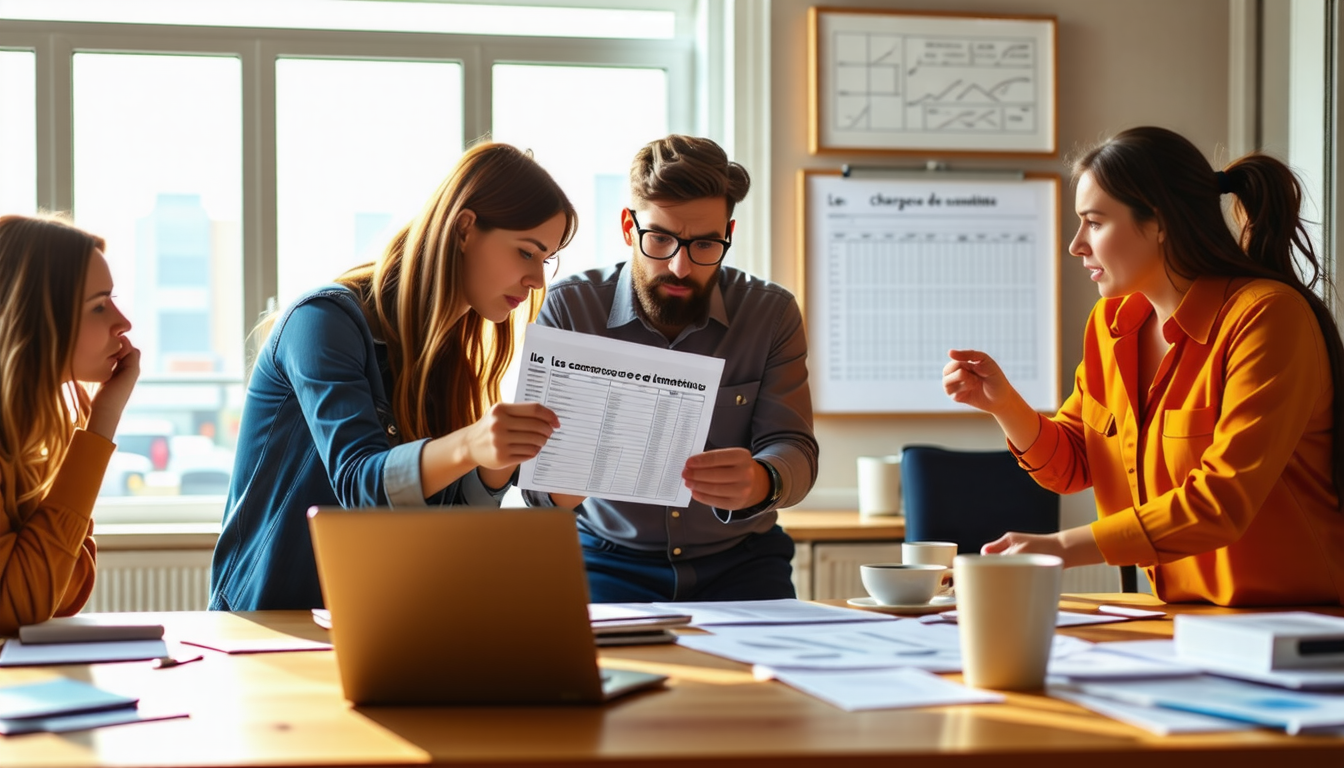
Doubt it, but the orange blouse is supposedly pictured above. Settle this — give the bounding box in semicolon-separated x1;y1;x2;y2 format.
1018;276;1344;606
0;429;108;635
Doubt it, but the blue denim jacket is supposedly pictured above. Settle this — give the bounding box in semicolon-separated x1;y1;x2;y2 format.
209;285;505;610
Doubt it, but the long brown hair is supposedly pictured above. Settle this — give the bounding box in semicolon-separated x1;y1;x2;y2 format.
1074;126;1344;498
336;142;577;440
0;214;105;527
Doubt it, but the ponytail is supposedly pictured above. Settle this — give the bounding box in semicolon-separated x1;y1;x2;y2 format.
1076;126;1344;506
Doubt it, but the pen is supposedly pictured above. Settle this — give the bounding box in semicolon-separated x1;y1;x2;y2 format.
153;654;205;669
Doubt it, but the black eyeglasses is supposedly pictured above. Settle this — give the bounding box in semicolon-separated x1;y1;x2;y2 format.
629;210;732;266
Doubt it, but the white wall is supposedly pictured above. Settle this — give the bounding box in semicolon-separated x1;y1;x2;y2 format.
768;0;1232;516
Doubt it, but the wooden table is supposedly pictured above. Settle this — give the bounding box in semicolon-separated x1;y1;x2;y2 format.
1;596;1342;768
776;510;905;542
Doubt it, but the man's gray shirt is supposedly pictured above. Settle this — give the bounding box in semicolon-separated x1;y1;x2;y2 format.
523;262;819;559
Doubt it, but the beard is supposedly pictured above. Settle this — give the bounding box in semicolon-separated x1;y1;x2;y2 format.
632;258;717;330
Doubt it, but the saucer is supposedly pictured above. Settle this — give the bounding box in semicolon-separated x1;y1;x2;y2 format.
846;595;957;615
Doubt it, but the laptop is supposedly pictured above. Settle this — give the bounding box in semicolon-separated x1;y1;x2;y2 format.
307;506;667;706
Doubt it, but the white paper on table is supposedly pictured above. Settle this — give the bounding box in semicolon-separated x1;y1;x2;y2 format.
1047;647;1203;680
677;618;1094;672
679;619;962;671
763;666;1004;712
1049;686;1253;735
0;638;167;667
653;599;893;627
929;610;1128;628
513;325;725;507
1101;639;1344;691
1066;675;1344;734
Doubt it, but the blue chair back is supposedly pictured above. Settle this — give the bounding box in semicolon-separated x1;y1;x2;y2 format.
900;445;1060;555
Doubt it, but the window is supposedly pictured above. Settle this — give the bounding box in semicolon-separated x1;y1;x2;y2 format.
0;50;36;214
0;1;707;522
275;58;465;307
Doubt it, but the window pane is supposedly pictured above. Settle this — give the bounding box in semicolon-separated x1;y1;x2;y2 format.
276;58;464;308
1;0;676;39
73;52;243;500
492;64;668;421
493;64;668;278
0;50;36;214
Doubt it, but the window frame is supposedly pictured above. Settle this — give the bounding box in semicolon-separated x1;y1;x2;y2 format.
0;7;707;524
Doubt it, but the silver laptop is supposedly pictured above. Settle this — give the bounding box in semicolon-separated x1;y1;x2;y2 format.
307;506;666;706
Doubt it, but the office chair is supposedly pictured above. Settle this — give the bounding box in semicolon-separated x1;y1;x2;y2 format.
901;444;1141;592
899;445;1060;556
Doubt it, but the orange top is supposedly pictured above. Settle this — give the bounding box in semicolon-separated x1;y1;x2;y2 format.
0;429;109;635
1018;276;1344;606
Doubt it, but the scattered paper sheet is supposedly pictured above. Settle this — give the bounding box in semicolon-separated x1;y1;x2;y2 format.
762;666;1004;711
1100;639;1344;691
513;325;725;507
1049;686;1253;735
680;620;962;672
181;637;332;654
653;599;893;627
0;639;167;667
678;617;1094;673
1046;647;1202;680
926;610;1128;628
1067;675;1344;734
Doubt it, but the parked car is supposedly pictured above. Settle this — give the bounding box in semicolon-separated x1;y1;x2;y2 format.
168;435;235;496
114;417;176;471
100;451;153;497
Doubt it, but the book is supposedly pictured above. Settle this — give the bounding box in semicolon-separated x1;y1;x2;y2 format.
0;678;137;721
18;617;164;644
0;639;169;667
594;629;678;647
1175;612;1344;671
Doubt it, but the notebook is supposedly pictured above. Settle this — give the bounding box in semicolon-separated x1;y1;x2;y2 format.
306;506;667;706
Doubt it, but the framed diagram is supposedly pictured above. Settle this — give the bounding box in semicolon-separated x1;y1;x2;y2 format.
808;8;1057;156
797;169;1060;415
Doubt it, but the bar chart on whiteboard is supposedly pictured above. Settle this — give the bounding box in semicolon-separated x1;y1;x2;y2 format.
803;172;1059;413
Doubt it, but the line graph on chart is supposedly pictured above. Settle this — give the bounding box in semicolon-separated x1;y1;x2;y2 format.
832;32;1038;135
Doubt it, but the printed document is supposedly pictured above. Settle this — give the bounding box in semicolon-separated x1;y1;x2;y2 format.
514;325;724;506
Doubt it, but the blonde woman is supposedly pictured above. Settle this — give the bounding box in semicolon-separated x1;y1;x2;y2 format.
211;143;577;610
0;214;140;634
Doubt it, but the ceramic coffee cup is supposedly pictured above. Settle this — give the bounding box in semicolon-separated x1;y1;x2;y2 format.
859;563;946;606
902;541;958;592
953;554;1063;690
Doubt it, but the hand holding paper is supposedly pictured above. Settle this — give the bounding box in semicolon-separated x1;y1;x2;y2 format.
682;448;770;510
464;401;560;469
513;325;725;506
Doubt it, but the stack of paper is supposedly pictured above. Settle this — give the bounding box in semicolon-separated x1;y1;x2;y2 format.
0;678;183;735
589;604;691;646
0;618;168;667
1042;613;1344;736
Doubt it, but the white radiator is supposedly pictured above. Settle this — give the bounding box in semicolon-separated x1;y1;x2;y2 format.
809;542;1122;601
82;550;213;613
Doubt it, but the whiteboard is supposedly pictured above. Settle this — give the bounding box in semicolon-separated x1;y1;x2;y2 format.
800;170;1059;414
809;9;1057;155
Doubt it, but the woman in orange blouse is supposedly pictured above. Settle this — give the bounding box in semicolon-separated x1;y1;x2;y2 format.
0;214;140;634
943;126;1344;606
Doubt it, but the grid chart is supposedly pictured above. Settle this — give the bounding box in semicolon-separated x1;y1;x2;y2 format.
832;32;1038;134
824;230;1039;384
522;367;702;502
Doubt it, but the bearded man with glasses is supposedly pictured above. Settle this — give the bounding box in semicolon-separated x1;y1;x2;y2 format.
524;135;818;602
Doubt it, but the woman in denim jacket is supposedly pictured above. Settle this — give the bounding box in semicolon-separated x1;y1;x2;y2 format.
211;143;577;610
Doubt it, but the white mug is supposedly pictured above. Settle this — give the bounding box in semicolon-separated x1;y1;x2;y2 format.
856;455;902;518
953;554;1062;691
